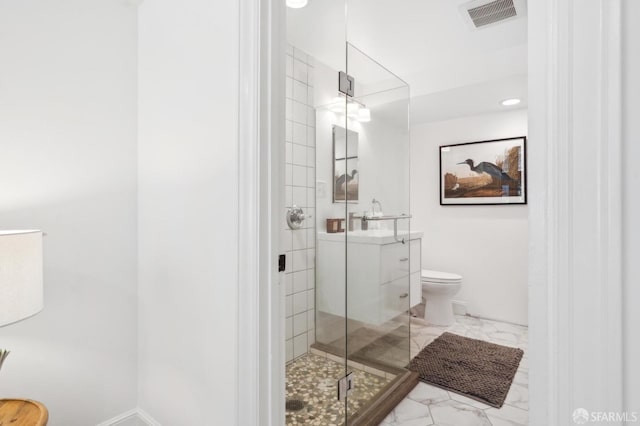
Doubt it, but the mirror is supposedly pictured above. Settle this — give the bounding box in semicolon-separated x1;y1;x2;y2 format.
332;125;359;203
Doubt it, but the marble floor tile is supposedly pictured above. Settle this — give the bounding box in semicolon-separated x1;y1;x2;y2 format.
411;335;430;350
464;329;490;341
485;404;529;426
381;417;433;426
504;381;529;411
486;330;520;345
428;400;492;426
380;314;529;426
491;320;527;334
513;370;529;386
518;356;529;371
448;391;493;410
407;383;450;405
412;330;441;346
410;342;422;359
446;323;470;336
518;331;529;345
455;315;485;328
383;398;434;426
478;321;500;334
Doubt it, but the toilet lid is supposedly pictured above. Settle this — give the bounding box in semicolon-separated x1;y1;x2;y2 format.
421;269;462;283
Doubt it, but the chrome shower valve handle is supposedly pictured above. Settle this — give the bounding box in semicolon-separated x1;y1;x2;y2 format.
287;205;309;229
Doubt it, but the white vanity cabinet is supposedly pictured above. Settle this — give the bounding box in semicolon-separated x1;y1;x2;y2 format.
316;230;423;325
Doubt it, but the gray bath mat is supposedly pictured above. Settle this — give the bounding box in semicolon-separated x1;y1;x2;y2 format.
407;332;523;408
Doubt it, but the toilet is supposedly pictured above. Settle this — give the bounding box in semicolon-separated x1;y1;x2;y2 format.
421;269;463;326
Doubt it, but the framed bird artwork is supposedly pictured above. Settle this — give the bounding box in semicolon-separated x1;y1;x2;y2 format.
439;136;527;205
332;125;360;203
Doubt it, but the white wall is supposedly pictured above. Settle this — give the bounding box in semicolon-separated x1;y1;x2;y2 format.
137;1;239;425
622;0;640;412
410;110;528;325
0;1;138;424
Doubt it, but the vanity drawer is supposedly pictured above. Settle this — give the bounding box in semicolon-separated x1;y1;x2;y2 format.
379;278;411;323
380;239;421;283
410;239;421;274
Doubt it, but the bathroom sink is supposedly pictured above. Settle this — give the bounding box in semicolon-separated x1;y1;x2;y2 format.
317;229;423;245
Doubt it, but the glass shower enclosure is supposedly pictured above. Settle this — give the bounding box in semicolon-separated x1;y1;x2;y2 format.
285;1;414;424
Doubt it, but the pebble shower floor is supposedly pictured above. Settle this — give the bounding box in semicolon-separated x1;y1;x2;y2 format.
285;353;391;425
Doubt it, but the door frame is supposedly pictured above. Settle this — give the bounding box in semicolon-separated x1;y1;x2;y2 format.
237;0;286;425
528;1;624;423
238;0;625;425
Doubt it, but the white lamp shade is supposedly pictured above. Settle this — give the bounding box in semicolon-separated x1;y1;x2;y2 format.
0;230;44;327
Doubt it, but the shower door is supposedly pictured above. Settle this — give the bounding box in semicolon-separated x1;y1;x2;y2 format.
343;42;412;420
286;0;411;423
285;1;353;424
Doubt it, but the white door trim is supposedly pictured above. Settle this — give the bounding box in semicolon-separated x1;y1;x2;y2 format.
243;0;625;424
528;0;623;424
237;0;260;422
238;0;285;425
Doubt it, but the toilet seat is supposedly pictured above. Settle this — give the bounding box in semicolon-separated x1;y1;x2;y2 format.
421;269;462;284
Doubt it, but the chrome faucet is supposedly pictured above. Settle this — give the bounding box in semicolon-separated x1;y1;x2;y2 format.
371;198;382;215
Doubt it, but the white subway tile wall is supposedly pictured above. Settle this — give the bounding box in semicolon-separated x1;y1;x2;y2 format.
284;46;316;363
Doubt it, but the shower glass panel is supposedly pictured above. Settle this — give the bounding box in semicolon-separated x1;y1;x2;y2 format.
286;1;350;424
344;43;412;419
287;1;410;423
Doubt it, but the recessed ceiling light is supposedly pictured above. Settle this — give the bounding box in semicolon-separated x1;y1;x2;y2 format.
501;98;521;106
287;0;308;8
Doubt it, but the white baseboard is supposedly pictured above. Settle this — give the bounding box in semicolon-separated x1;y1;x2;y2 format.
452;300;467;316
96;409;138;426
137;409;161;426
471;313;528;328
97;408;160;426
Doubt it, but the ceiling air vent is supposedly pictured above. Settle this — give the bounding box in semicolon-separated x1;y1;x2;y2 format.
460;0;527;30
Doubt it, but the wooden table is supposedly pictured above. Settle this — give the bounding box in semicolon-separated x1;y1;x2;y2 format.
0;399;48;426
